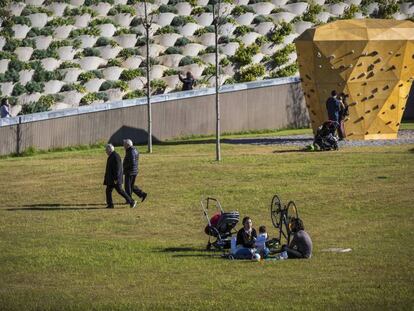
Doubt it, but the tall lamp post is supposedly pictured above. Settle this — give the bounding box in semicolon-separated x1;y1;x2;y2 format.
143;1;152;153
213;0;221;161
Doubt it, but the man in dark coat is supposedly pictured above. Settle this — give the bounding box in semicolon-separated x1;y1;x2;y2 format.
123;139;147;203
326;90;341;123
104;144;136;209
178;71;196;91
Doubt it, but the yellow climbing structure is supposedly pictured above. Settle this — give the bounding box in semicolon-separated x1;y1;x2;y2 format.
295;19;414;140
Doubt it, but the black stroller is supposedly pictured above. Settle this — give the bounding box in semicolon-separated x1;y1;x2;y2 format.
313;121;339;151
201;197;240;250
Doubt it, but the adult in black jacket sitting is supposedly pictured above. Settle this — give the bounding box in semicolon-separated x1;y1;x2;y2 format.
123;139;147;203
103;144;136;209
235;216;258;259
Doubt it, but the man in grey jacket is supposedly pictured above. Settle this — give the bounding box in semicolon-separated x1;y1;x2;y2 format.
123;139;147;204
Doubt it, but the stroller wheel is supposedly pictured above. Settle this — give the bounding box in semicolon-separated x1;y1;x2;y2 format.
228;254;235;260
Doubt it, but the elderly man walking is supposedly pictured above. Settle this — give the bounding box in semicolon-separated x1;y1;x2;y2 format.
123;139;147;204
103;144;136;209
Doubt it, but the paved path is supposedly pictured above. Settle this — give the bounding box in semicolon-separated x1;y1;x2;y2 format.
223;130;414;148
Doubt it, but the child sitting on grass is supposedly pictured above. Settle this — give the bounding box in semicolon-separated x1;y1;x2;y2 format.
255;225;270;259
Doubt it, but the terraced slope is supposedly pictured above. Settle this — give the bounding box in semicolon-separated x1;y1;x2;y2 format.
0;0;413;115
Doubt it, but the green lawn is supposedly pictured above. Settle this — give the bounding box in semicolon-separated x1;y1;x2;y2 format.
0;135;413;310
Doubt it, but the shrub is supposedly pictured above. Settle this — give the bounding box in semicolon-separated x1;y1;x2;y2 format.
107;59;122;67
3;39;21;52
61;83;87;93
175;37;191;47
30;49;59;60
21;98;52;114
21;5;53;16
8;59;25;72
233;25;254;37
80;92;108;105
84;0;114;5
179;56;194;66
49;39;78;49
271;43;296;68
171;15;196;27
270;63;298;78
255;36;269;46
70;26;100;38
163;68;179;77
114;28;135;36
64;6;97;17
231;44;259;67
252;15;273;24
107;4;136;16
341;4;360;19
0;51;14;60
154;26;179;35
4;70;19;83
46;17;75;27
302;2;324;23
99;80;128;91
25;81;44;94
136;37;155;47
140;57;159;68
27;27;54;37
202;64;216;76
119;48;140;59
12;16;32;26
236;64;265;82
58;61;81;69
89;18;119;27
119;68;145;81
84;48;101;57
268;22;292;44
122;90;146;100
12;83;26;96
231;5;254;16
163;46;182;55
150;79;167;94
33;69;63;82
158;4;178;14
95;37;118;47
78;70;103;82
220;57;230;67
194;26;215;36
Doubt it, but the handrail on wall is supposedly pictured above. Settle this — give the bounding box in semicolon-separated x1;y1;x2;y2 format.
0;76;300;127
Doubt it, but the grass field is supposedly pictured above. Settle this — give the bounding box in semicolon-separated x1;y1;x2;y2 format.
0;130;413;310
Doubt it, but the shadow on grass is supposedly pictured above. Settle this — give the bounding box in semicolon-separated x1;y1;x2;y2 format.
158;137;313;147
272;149;309;154
160;247;207;252
7;203;103;211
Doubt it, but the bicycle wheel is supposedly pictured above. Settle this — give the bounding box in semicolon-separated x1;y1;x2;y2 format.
270;195;282;228
286;201;299;243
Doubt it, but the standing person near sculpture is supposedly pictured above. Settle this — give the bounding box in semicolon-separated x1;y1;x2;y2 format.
0;98;11;118
338;93;349;140
123;139;147;204
178;71;196;91
326;90;341;123
103;144;136;209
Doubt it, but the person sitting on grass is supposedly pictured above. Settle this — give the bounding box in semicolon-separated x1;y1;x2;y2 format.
255;225;270;259
281;218;312;259
235;216;258;259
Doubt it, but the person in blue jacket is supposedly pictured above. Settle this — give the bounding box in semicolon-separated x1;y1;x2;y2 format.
123;139;147;204
326;90;341;123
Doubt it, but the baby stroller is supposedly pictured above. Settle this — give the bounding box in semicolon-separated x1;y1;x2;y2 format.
201;197;240;251
313;121;339;151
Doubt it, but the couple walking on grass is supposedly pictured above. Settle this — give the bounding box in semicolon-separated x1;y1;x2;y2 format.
103;139;147;209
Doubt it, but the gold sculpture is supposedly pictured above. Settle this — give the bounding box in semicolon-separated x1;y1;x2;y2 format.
295;19;414;140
